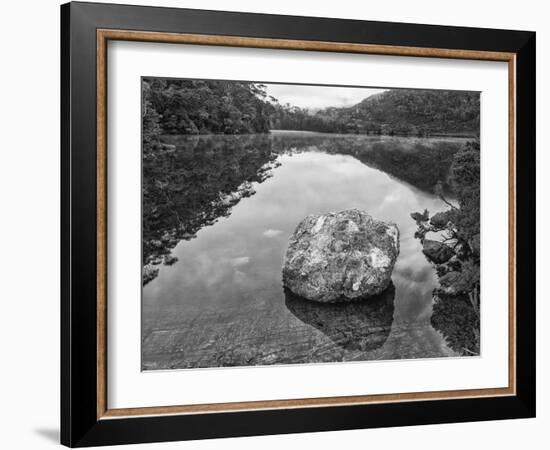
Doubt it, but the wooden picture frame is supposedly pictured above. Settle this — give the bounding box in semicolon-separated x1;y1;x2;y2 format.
61;1;535;447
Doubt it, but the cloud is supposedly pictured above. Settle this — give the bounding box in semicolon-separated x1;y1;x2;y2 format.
264;83;387;109
263;229;283;238
230;256;250;267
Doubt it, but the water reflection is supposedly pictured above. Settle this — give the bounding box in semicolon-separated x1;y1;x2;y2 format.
142;134;279;271
143;133;463;277
268;132;462;194
285;284;395;352
431;295;480;355
142;132;470;369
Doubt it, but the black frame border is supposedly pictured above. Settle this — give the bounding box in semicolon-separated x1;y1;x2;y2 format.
61;2;535;447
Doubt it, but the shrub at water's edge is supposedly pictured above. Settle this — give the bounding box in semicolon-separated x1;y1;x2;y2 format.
411;140;480;355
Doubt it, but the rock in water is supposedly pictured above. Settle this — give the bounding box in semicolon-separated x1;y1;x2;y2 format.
282;209;400;303
422;239;454;264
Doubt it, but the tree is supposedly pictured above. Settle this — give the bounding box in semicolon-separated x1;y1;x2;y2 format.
142;80;161;154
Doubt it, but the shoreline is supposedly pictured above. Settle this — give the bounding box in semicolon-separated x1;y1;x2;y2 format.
160;130;477;140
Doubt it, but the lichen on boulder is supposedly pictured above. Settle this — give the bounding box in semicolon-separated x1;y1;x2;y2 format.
282;209;400;303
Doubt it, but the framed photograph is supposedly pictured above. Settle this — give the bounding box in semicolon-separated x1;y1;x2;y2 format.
61;1;536;447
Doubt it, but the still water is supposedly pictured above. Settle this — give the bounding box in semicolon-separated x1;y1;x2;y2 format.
142;131;467;370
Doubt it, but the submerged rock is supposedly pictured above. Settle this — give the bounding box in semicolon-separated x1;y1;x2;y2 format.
422;239;454;264
282;209;400;303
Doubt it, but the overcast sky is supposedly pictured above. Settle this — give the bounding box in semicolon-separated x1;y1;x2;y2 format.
264;83;387;110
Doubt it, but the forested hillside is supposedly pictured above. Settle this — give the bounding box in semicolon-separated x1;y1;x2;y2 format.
143;79;480;140
271;90;480;136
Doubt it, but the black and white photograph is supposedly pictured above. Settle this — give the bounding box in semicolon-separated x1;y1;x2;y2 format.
141;78;481;370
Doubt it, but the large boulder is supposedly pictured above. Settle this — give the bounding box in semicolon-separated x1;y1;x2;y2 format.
422;239;454;264
282;209;400;303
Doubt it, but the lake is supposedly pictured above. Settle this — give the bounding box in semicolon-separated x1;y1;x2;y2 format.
142;131;470;370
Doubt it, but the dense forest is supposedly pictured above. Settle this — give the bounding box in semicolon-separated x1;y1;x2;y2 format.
142;78;274;143
142;79;480;144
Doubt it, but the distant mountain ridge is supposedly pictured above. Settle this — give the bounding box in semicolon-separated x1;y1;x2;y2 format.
349;89;479;135
272;89;480;136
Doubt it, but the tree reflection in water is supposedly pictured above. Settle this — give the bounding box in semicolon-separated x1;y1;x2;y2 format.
143;132;463;285
141;132;477;368
143;134;279;281
431;294;480;355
